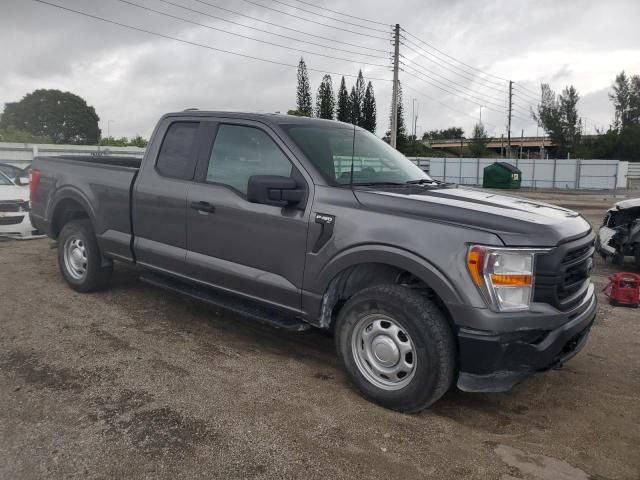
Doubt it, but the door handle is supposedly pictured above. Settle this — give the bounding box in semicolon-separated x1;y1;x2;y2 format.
190;201;216;214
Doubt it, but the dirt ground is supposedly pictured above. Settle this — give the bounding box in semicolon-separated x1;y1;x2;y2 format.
1;190;639;480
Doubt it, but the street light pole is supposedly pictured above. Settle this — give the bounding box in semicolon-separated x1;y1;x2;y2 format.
479;105;485;125
107;120;115;139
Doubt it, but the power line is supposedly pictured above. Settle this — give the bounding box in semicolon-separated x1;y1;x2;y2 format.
401;40;508;93
513;85;540;102
189;0;389;53
236;0;390;39
30;0;393;82
286;0;390;26
400;56;507;105
113;0;389;67
260;0;390;32
403;82;498;129
402;65;506;112
513;82;540;97
402;28;509;84
154;0;387;59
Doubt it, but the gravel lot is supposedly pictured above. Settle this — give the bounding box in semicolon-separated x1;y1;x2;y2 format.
1;190;639;479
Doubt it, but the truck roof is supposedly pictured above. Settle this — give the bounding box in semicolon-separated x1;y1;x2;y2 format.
163;110;359;130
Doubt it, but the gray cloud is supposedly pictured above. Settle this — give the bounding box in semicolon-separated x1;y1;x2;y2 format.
2;0;639;139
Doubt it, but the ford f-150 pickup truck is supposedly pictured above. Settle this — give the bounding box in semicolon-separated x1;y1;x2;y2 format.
30;111;597;412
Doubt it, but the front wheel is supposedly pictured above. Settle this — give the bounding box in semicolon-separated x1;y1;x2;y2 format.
335;284;456;413
58;219;112;292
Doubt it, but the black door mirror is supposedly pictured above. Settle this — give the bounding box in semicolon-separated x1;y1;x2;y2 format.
247;175;305;207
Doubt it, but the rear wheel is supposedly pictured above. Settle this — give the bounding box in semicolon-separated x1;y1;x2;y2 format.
335;284;456;413
58;219;112;292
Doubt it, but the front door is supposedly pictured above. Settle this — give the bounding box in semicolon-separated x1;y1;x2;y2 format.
185;120;311;313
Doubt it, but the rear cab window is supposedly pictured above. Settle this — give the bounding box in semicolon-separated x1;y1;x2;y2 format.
156;122;199;180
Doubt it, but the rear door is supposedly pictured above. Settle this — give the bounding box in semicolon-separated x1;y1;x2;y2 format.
185;119;311;313
132;117;208;276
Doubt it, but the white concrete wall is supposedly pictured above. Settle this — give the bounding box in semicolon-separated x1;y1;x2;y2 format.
408;157;630;190
0;142;145;168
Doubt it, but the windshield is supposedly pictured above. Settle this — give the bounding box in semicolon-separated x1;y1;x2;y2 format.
0;172;14;186
285;125;432;185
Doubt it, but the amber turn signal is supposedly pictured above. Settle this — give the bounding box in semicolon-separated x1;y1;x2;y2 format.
490;274;532;286
467;246;485;286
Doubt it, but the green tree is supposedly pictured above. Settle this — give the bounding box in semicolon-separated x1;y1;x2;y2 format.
610;71;632;130
354;70;366;127
315;74;335;120
628;74;640;126
362;81;377;133
296;57;313;117
0;126;52;143
423;127;464;141
0;89;100;144
469;123;489;157
387;82;408;151
129;135;148;148
533;83;581;157
336;76;351;123
349;86;360;125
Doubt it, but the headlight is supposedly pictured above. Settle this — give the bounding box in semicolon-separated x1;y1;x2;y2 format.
467;245;549;312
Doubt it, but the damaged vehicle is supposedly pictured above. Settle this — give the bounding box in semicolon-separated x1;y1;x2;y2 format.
30;112;597;412
0;171;41;239
596;198;640;268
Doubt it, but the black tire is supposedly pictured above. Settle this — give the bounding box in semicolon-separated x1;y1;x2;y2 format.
335;284;456;413
57;219;112;292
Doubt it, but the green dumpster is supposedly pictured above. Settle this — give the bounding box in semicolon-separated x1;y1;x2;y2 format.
483;162;522;189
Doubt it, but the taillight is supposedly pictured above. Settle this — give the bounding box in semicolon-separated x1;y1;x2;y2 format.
30;169;41;203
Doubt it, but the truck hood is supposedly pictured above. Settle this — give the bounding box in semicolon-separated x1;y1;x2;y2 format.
354;186;591;246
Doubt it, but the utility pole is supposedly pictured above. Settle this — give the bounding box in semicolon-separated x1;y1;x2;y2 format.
390;24;400;149
507;80;513;158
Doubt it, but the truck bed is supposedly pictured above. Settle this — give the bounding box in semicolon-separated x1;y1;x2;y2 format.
45;155;142;169
30;155;141;262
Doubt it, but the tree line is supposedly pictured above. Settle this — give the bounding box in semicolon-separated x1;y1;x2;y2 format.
290;58;377;134
0;89;148;147
530;71;640;160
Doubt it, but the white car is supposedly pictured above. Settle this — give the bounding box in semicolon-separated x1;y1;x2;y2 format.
0;171;42;239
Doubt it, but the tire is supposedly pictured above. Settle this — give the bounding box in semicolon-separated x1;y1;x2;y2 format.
335;284;456;413
58;219;112;292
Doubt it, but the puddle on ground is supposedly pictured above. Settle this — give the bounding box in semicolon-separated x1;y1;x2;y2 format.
495;444;589;480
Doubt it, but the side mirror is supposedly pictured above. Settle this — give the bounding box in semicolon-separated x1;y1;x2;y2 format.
16;176;30;186
247;175;305;207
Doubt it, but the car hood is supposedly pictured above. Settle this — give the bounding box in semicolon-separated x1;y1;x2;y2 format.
353;186;591;246
0;184;29;202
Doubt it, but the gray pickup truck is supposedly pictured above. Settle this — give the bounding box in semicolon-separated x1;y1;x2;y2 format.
30;111;597;412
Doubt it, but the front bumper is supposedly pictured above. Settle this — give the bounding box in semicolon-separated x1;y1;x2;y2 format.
0;212;44;239
454;283;597;392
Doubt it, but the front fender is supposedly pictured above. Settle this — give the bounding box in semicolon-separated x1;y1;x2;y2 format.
314;244;463;305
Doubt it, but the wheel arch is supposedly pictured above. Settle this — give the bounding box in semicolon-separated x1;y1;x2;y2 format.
48;189;96;239
312;246;462;329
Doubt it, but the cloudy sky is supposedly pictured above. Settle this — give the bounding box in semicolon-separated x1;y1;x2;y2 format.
2;0;639;140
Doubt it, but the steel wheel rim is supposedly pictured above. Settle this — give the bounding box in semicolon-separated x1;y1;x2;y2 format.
63;236;88;280
351;313;417;391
